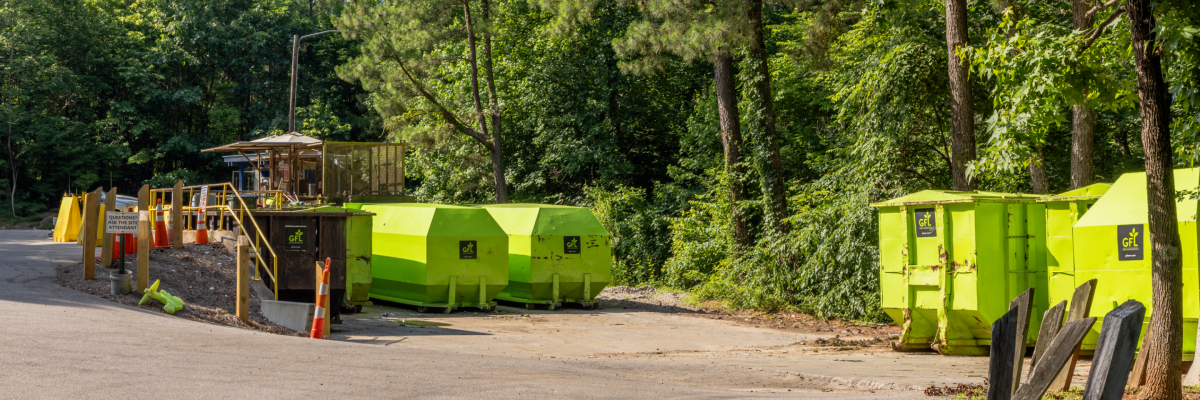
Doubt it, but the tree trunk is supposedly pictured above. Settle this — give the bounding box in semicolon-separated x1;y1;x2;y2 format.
1029;145;1048;194
714;54;750;249
746;0;789;233
945;0;976;190
480;0;507;203
1127;0;1182;398
1070;103;1095;188
462;0;506;204
1071;0;1096;189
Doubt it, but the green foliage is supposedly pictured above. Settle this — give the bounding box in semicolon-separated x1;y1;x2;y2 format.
584;185;673;284
144;168;199;188
968;7;1135;176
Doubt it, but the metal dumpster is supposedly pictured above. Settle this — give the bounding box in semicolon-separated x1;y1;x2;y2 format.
1072;168;1200;359
252;206;373;317
872;190;1044;355
359;203;508;312
1033;183;1109;345
480;204;612;310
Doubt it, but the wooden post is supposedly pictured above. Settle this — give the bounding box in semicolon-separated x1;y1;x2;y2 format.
1031;301;1067;371
137;210;150;292
1013;318;1098;400
1050;279;1098;391
1082;300;1146;400
1008;288;1034;395
236;235;250;324
987;307;1020;400
81;188;102;280
100;187;116;268
171;181;183;248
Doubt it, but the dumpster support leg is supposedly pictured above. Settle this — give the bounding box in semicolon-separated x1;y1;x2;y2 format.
479;276;487;311
584;273;591;300
552;274;560;311
448;276;457;311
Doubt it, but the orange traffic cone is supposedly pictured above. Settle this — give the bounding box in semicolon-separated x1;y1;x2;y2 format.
125;233;136;255
153;199;170;248
195;215;209;245
310;258;331;339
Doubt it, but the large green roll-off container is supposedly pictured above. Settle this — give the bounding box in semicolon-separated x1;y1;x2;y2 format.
354;203;508;312
1071;168;1200;359
1033;183;1109;325
872;191;1045;355
480;204;612;310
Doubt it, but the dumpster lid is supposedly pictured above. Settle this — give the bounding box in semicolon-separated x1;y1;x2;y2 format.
363;203;507;237
480;203;609;236
1076;168;1200;227
870;190;1043;207
263;205;375;216
1034;183;1111;203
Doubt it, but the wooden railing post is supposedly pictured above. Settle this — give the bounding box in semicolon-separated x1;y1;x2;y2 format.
237;235;250;324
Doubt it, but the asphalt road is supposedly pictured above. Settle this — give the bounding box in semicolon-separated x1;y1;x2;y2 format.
0;230;918;399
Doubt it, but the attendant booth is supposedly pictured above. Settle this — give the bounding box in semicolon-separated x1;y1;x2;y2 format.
203;132;408;204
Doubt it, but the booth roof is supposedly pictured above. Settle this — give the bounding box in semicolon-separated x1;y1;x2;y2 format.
202;132;321;152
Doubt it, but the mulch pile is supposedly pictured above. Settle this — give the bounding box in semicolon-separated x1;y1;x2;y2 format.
54;242;302;337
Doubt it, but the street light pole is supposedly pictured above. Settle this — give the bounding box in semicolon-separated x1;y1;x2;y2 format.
288;30;342;133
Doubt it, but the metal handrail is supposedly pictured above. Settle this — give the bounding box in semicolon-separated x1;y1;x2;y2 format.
150;183;281;300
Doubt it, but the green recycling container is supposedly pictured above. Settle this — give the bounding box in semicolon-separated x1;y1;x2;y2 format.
873;190;1045;355
1071;168;1200;359
354;203;508;312
1033;183;1109;331
480;204;612;310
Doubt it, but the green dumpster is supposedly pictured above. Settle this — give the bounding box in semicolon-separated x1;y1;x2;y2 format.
358;203;508;312
480;204;612;310
873;190;1044;355
1034;183;1110;325
1071;168;1200;359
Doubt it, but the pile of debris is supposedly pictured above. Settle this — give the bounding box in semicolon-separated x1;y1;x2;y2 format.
55;242;301;336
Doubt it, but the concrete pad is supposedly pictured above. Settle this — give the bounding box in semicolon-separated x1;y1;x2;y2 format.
261;299;314;332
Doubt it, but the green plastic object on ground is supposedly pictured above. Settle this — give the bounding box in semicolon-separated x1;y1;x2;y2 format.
1072;168;1200;360
138;279;185;314
872;190;1044;355
479;204;612;310
296;205;374;309
352;203;508;312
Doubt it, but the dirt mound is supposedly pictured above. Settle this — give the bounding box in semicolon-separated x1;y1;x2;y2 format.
55;242;301;336
596;285;700;313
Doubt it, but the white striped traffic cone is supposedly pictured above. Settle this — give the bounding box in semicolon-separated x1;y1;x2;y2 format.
153;199;169;248
310;258;331;339
195;214;209;244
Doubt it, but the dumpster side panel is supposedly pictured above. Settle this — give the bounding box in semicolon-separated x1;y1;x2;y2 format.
877;207;907;320
370;233;430;302
505;235;534;299
426;235;509;303
346;214;373;305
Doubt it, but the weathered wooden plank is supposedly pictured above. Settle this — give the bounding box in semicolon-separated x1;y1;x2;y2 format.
987;307;1020;400
1050;279;1098;391
1031;300;1067;372
1082;300;1146;400
1012;317;1098;400
1007;288;1034;395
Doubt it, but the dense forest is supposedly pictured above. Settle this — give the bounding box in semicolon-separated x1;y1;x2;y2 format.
2;0;1198;324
